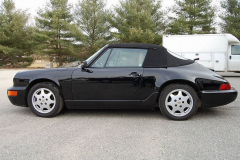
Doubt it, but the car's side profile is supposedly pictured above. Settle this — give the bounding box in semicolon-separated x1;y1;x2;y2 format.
7;43;238;120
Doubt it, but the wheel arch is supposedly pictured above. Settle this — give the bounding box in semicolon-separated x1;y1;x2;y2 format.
157;79;201;102
25;78;61;107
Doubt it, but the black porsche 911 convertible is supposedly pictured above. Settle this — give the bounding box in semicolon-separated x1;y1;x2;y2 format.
7;43;238;120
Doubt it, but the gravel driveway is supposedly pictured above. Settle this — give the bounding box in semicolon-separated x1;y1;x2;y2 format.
0;69;240;160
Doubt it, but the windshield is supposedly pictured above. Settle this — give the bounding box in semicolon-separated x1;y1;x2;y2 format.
85;45;108;64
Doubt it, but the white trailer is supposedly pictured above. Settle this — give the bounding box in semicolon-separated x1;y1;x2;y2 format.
163;34;240;72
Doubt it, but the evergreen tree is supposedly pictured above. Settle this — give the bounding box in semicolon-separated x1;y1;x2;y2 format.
220;0;240;40
36;0;76;66
109;0;165;44
166;0;216;34
74;0;111;56
0;0;34;67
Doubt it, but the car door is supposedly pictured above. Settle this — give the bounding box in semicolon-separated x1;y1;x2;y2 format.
228;45;240;71
71;48;147;106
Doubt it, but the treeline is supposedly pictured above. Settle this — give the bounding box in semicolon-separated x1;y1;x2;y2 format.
0;0;239;67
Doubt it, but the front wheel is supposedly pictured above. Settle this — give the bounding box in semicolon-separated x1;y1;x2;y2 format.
27;82;64;117
159;84;199;120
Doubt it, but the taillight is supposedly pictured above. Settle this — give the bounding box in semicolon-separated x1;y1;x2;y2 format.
219;83;232;90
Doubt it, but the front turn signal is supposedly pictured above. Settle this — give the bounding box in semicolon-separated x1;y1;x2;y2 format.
219;84;232;90
8;91;18;96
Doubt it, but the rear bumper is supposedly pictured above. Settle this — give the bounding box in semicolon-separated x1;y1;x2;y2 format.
201;89;238;107
7;86;27;107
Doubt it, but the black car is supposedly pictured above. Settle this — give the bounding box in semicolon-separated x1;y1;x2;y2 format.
7;43;238;120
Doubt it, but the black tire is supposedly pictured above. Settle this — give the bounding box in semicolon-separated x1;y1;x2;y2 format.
159;84;199;120
27;82;64;117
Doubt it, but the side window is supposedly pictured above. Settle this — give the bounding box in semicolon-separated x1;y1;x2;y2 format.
231;45;240;55
106;48;147;67
91;49;111;67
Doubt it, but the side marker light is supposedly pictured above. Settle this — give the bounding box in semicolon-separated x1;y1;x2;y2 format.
8;91;18;96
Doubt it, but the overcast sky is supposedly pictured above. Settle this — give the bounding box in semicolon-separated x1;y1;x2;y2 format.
0;0;222;27
2;0;176;14
1;0;222;16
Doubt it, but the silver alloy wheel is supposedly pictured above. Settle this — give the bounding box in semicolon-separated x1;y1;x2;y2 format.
165;89;193;117
32;88;56;113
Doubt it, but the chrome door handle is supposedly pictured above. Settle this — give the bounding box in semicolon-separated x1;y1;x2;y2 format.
129;72;141;77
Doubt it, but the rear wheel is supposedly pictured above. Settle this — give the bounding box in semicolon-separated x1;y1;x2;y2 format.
27;82;64;117
159;84;198;120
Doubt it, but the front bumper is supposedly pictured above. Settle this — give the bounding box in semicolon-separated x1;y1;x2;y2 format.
201;88;238;107
7;86;28;107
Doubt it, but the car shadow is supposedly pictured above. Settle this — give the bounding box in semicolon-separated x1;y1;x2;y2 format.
58;107;228;120
194;107;229;119
14;106;229;120
60;107;164;119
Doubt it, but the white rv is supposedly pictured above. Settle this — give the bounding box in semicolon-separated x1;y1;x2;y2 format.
163;34;240;72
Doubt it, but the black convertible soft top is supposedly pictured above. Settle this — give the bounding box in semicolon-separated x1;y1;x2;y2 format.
108;43;194;68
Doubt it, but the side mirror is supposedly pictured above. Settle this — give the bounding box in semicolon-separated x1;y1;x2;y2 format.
81;61;88;69
81;61;93;73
